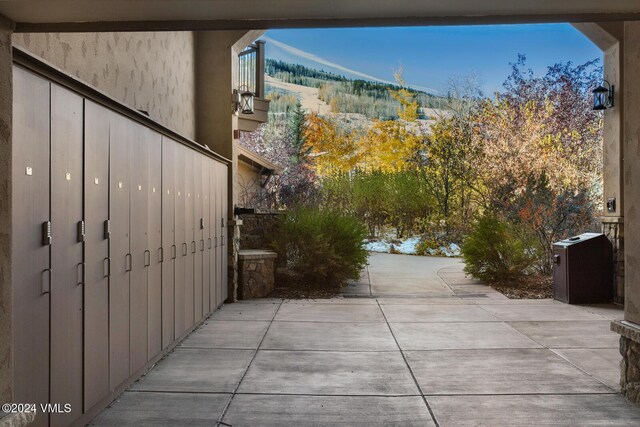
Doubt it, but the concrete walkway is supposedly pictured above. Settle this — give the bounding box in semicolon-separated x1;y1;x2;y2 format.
90;253;640;426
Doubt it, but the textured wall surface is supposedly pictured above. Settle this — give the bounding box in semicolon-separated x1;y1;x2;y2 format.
603;39;624;217
13;31;196;139
623;21;640;325
239;212;280;250
237;161;266;208
620;335;640;405
603;220;625;302
0;16;13;409
238;251;277;300
612;321;640;404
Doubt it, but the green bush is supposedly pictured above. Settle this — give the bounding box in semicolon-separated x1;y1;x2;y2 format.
272;207;369;286
321;170;437;238
462;214;542;283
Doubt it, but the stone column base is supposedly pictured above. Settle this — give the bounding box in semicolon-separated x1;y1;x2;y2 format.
238;250;277;299
602;217;624;303
227;219;242;303
612;321;640;404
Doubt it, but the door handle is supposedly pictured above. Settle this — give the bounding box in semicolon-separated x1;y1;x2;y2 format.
221;235;225;246
200;239;205;252
125;253;132;272
42;268;51;295
214;236;218;247
158;247;164;263
182;243;188;257
144;250;151;267
103;257;110;278
208;238;212;250
191;241;196;254
171;245;177;259
77;262;85;285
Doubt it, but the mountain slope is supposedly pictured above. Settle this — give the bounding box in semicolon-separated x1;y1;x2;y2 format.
265;74;332;115
265;59;445;120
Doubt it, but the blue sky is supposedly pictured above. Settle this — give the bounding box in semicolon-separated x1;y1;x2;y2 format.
262;24;602;95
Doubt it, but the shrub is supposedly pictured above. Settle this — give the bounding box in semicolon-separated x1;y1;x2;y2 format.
462;213;542;283
272;207;369;286
321;170;437;238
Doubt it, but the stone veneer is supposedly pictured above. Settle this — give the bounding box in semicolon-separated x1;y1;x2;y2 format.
603;218;625;303
239;212;281;250
612;321;640;405
238;250;277;300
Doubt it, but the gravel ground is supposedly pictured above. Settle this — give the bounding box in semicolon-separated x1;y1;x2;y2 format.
490;275;554;299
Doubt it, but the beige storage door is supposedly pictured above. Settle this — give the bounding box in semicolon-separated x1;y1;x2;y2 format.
83;101;111;412
49;83;84;427
12;65;51;427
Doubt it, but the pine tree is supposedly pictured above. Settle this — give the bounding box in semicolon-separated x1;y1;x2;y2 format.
289;100;310;163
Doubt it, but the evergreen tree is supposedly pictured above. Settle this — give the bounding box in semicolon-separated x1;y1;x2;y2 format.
289;100;310;163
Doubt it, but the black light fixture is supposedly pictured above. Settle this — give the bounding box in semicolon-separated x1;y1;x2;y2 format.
234;86;255;115
593;81;614;111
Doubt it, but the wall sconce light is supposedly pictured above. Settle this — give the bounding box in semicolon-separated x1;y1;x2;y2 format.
593;81;614;110
234;86;255;115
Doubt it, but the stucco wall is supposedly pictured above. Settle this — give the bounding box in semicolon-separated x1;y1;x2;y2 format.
13;31;196;139
237;160;265;207
0;15;13;409
624;21;640;324
603;40;624;217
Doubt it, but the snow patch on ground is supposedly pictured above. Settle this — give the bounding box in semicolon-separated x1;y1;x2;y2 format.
364;238;460;257
396;236;420;255
363;240;392;253
436;243;461;257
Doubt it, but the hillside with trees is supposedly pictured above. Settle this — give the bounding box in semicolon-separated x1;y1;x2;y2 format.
266;59;444;119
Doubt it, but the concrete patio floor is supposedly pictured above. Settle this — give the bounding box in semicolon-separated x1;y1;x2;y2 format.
90;253;640;426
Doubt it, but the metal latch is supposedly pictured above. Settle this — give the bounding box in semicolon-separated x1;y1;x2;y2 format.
200;218;204;230
42;221;52;246
103;220;111;240
77;220;86;243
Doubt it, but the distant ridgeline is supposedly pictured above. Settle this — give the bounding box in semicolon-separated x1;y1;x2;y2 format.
265;59;443;120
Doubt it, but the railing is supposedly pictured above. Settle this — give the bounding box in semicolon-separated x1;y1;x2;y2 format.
238;40;265;98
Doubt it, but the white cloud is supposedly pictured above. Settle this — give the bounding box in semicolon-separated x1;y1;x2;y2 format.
262;36;438;94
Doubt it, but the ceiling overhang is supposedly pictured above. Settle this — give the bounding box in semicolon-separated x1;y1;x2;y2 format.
2;1;640;32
